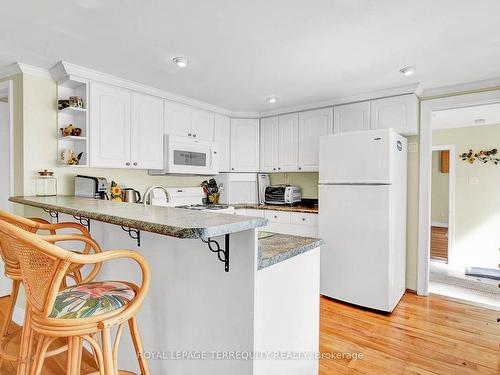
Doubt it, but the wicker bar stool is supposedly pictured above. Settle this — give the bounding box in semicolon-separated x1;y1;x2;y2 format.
0;219;151;375
0;210;101;374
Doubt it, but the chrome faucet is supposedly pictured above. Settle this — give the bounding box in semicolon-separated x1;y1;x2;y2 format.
143;185;169;206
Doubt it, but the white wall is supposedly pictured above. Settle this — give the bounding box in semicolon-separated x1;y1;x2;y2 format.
0;101;9;210
433;124;500;268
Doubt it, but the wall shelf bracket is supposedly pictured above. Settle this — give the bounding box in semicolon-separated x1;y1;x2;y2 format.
72;215;90;232
121;226;141;247
201;234;230;272
43;209;59;222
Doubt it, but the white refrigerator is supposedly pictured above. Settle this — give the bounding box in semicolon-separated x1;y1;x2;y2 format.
318;129;407;312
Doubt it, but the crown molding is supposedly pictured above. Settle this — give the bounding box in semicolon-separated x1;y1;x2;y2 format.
420;78;500;99
50;61;259;118
258;83;422;117
0;62;52;80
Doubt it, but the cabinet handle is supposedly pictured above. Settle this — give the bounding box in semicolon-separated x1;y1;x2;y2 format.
125;162;130;166
188;133;192;137
133;162;138;166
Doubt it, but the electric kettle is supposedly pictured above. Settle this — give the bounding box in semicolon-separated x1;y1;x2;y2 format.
121;188;141;203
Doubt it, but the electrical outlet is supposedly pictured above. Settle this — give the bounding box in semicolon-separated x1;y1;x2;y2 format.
408;143;418;153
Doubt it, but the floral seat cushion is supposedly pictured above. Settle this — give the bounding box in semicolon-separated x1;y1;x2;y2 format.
49;281;136;319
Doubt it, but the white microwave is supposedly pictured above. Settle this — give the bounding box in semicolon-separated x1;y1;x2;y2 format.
149;135;219;175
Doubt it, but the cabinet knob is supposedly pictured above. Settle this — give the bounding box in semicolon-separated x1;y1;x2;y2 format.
125;162;130;166
302;217;306;221
231;168;235;170
298;167;302;170
188;133;192;136
278;167;281;170
274;215;278;219
193;134;197;137
133;162;138;166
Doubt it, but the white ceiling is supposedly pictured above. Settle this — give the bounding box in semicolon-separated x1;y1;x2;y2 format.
432;103;500;130
1;0;500;112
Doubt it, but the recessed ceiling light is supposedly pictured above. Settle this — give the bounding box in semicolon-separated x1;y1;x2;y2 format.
474;118;486;124
173;57;189;68
399;66;416;76
266;96;278;104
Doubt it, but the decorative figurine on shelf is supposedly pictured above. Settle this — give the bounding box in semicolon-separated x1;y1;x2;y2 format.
460;148;500;165
69;96;84;108
60;124;83;137
110;181;123;202
58;99;69;110
68;152;83;165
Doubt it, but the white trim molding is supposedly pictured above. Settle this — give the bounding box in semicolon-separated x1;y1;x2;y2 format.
417;89;500;295
0;62;51;80
421;78;500;99
259;83;422;117
49;61;259;118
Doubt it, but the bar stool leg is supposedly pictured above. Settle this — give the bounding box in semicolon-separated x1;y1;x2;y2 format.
101;328;116;375
17;308;33;375
128;317;150;375
0;279;21;369
66;336;83;375
30;336;53;375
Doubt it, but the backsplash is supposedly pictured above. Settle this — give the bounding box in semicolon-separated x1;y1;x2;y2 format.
269;172;318;199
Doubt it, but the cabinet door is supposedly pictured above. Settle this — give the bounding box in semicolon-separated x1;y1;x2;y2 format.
333;101;370;133
230;118;260;172
191;108;215;141
214;114;231;172
370;94;418;135
260;116;279;172
278;113;299;172
130;93;164;169
298;108;332;171
90;82;131;168
164;100;192;137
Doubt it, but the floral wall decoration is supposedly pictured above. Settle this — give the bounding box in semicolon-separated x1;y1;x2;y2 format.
460;148;500;165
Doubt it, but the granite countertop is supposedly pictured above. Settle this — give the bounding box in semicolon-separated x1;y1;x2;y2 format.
9;196;267;239
233;204;318;214
258;231;323;270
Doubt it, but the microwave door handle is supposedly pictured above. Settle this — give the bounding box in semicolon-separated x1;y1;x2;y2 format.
209;147;216;170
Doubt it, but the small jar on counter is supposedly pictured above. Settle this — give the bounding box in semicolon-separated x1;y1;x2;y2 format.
36;169;57;196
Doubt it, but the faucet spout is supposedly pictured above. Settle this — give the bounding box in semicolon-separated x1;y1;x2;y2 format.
143;186;169;206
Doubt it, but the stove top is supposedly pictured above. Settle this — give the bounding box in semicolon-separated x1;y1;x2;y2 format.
175;204;233;212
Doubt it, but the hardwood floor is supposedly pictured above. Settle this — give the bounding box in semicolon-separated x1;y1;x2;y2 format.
320;293;500;375
0;294;498;374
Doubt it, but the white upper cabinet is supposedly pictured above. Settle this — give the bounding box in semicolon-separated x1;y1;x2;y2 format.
214;113;231;172
298;108;332;171
90;82;131;168
191;108;215;141
334;101;370;133
164;101;215;141
130;92;164;169
230;118;259;172
164;101;192;137
370;94;419;135
260;116;279;172
278;113;299;172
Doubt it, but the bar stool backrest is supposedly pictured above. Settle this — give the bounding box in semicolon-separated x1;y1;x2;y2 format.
0;219;71;316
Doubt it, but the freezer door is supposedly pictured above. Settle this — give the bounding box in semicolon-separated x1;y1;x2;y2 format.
319;130;394;184
319;184;394;311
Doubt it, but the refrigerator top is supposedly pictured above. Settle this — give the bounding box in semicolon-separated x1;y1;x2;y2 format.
318;129;407;185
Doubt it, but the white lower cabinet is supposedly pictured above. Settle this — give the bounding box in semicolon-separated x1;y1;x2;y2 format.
234;208;318;237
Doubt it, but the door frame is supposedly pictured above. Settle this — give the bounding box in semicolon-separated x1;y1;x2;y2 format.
417;89;500;295
431;145;456;265
0;80;14;200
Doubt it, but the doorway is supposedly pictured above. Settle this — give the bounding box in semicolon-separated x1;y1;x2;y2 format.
0;80;13;296
426;102;500;309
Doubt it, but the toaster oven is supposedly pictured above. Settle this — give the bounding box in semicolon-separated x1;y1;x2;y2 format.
264;185;301;205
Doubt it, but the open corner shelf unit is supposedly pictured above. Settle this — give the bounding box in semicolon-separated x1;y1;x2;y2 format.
57;78;89;168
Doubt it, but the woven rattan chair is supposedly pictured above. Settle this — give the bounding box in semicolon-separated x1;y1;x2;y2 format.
0;210;101;374
0;218;151;375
